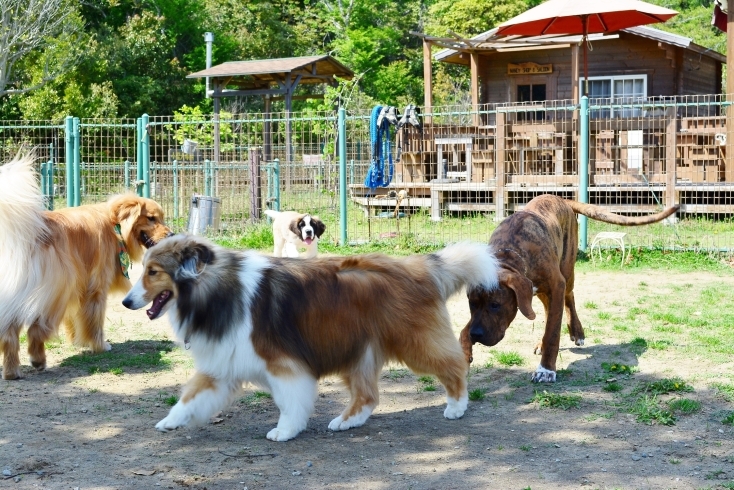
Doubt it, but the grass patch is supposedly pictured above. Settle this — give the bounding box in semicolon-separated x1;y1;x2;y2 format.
597;312;611;320
637;378;693;396
722;411;734;426
630;395;677;425
494;351;525;367
384;367;410;380
603;382;623;393
519;445;531;451
584;301;598;309
60;340;175;374
601;362;636;375
213;224;273;251
668;398;702;414
240;390;272;406
469;388;486;401
531;390;581;410
163;395;178;406
711;382;734;402
418;376;436;392
577;249;730;272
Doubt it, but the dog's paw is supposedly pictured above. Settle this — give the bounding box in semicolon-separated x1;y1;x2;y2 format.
574;338;585;346
328;406;373;431
30;359;46;371
103;342;112;351
2;368;21;380
266;427;299;442
531;365;557;383
155;410;190;432
328;415;364;431
443;395;468;420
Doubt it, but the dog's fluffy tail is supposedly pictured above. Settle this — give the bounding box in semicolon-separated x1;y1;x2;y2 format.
566;200;678;225
0;153;48;253
430;242;499;300
263;209;281;219
0;153;50;325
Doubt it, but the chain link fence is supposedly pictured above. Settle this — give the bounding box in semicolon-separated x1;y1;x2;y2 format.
1;94;733;250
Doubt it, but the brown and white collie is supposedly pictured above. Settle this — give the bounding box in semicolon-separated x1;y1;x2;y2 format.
122;234;500;441
0;154;172;379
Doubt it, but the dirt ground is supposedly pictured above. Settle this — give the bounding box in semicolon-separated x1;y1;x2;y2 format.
1;264;734;490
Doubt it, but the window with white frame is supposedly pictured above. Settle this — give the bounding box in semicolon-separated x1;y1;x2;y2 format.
581;75;647;118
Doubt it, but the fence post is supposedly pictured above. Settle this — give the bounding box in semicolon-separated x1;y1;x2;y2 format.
579;95;589;252
124;160;130;190
136;117;143;197
249;147;262;221
142;113;150;198
65;116;74;207
173;159;179;220
339;107;347;246
273;158;280;211
73;117;81;207
45;143;55;210
204;159;211;197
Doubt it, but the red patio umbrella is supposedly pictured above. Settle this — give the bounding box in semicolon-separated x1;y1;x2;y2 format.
497;0;678;96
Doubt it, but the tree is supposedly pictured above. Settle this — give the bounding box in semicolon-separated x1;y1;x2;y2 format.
0;0;83;97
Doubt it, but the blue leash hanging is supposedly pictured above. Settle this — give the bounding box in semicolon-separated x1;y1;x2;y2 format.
364;105;393;191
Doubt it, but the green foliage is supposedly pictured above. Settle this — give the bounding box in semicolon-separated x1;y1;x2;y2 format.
531;390;581;410
631;395;677;425
469;388;486;401
722;411;734;426
163;395;179;407
636;378;694;396
1;0;727;119
60;340;175;373
601;362;636;375
425;0;538;37
494;351;525;367
668;398;702;414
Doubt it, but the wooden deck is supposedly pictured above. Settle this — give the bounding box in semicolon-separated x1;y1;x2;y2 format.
350;180;734;220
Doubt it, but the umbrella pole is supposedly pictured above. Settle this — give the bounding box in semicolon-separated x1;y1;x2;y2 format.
582;16;589;97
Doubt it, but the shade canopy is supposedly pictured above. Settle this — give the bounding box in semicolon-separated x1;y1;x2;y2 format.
497;0;678;37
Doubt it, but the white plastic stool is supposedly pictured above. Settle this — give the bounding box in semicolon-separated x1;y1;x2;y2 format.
590;231;627;267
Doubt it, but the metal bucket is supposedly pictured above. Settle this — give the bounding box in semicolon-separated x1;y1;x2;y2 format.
186;195;222;235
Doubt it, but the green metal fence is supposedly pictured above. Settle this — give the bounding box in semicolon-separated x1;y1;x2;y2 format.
2;94;734;251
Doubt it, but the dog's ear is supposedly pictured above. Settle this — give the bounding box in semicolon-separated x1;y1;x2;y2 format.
110;196;141;224
499;269;536;320
312;217;326;238
289;216;304;237
176;240;214;280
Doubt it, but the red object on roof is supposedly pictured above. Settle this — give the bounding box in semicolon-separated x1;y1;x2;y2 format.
497;0;678;37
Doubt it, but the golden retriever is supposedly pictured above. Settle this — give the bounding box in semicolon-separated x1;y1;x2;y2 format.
0;154;173;379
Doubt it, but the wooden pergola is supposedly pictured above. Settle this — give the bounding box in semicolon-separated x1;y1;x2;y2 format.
188;55;354;165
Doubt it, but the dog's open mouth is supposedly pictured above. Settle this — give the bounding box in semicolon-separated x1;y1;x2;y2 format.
146;290;172;320
141;232;157;248
304;237;313;245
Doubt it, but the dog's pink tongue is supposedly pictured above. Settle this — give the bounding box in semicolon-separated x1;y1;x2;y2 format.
304;237;313;245
146;291;171;319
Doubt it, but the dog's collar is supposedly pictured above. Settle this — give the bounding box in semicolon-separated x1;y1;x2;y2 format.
500;248;528;276
114;224;131;279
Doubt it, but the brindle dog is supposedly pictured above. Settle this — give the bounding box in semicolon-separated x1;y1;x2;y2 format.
460;194;678;382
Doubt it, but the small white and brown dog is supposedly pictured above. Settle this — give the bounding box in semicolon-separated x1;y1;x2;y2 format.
264;209;326;258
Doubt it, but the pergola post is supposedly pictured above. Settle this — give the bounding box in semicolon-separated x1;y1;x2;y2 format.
213;80;220;196
727;0;734;185
423;39;433;124
470;52;480;126
263;94;272;162
571;44;580;105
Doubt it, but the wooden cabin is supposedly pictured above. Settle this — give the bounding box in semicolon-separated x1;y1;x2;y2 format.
433;26;723;104
347;26;730;220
